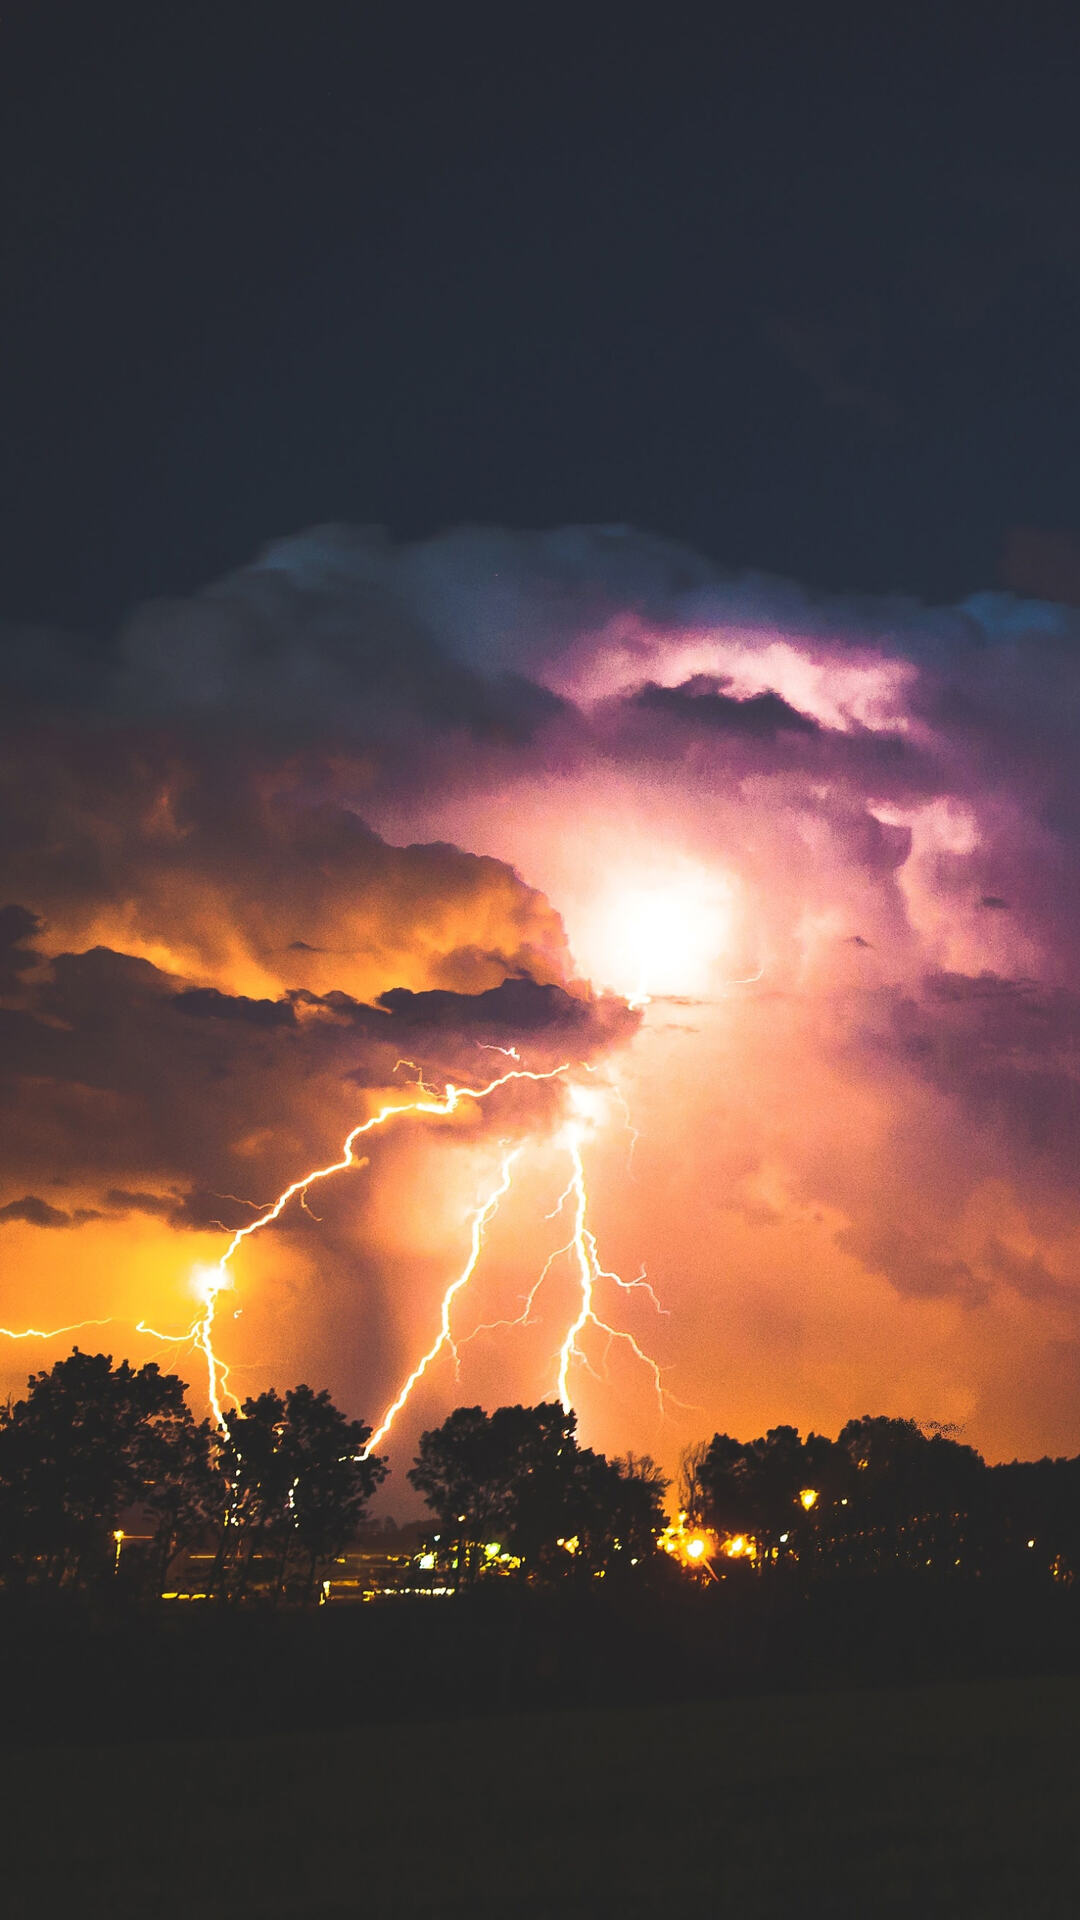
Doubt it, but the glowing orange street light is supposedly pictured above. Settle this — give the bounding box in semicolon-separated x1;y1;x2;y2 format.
798;1488;818;1511
113;1528;125;1574
657;1515;721;1573
720;1533;756;1560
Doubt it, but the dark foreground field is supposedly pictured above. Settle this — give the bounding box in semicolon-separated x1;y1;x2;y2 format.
3;1673;1078;1919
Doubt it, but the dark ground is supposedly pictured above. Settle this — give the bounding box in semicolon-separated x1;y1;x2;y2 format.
3;1567;1078;1747
3;1673;1078;1918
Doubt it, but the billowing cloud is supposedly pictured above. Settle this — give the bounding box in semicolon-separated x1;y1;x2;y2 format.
0;903;628;1221
0;1194;102;1229
5;522;1080;1467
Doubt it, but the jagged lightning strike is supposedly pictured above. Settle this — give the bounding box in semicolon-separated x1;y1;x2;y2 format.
427;1083;674;1437
0;1317;113;1341
2;1060;671;1451
157;1062;574;1429
555;1108;668;1418
363;1144;523;1454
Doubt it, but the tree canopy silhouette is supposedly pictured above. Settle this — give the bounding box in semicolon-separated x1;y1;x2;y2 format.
0;1349;214;1594
2;1347;1078;1609
407;1403;669;1580
217;1384;387;1601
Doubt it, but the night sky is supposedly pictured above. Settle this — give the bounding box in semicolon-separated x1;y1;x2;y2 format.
5;7;1080;629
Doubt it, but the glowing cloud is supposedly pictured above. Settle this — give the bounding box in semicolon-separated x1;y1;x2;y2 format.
8;521;1080;1472
574;858;738;1003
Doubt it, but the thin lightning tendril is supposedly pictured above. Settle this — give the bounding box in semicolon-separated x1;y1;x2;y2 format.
458;1238;572;1347
0;1317;113;1341
458;1123;673;1418
361;1145;522;1457
556;1126;669;1417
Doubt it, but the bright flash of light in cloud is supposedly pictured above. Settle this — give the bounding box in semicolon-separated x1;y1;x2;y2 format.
572;857;738;1004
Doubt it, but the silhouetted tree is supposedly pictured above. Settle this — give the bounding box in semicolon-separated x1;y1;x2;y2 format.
986;1455;1080;1580
280;1384;388;1601
409;1403;579;1580
0;1349;214;1595
694;1432;754;1538
216;1385;386;1601
7;1355;1077;1614
491;1403;587;1572
407;1405;505;1582
216;1389;295;1597
409;1405;669;1582
830;1416;984;1572
698;1424;839;1559
694;1415;994;1575
571;1451;670;1577
144;1407;221;1593
678;1440;711;1527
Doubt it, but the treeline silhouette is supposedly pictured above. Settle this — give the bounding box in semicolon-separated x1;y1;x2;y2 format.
684;1419;1080;1582
2;1348;1078;1604
0;1350;667;1602
3;1349;1080;1743
0;1351;386;1604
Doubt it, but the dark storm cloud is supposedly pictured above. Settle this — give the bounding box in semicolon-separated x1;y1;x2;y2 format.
172;971;636;1071
0;904;41;994
823;972;1080;1293
634;679;820;738
0;521;930;752
103;1189;175;1218
982;1238;1072;1306
0;1195;95;1229
2;525;569;751
175;989;299;1029
374;978;637;1049
0;727;579;1005
5;519;1076;817
840;1223;987;1308
57;516;1068;865
605;680;930;815
0;912;633;1229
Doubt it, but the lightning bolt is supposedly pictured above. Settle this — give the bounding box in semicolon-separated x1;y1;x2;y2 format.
608;1080;642;1175
184;1063;570;1428
555;1123;669;1416
204;1063;674;1446
1;1062;676;1454
457;1238;568;1349
452;1111;673;1422
0;1317;113;1342
362;1145;522;1456
203;1065;673;1441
